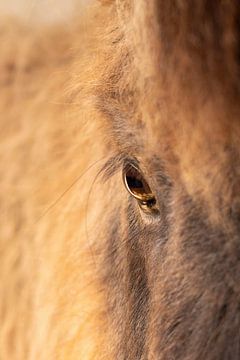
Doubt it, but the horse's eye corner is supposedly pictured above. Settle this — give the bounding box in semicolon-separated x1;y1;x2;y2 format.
122;163;159;215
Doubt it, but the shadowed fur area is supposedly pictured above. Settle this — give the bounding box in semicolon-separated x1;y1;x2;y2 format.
1;0;240;359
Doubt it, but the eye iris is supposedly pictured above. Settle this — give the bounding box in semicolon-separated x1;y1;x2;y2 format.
123;163;158;213
126;175;144;192
125;167;150;199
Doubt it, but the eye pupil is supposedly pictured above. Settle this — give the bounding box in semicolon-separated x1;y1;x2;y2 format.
123;162;158;214
126;175;144;190
124;166;150;199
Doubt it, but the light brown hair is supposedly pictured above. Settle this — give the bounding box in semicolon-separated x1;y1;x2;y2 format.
1;1;240;359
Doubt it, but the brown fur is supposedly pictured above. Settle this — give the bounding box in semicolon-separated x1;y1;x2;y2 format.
1;1;240;359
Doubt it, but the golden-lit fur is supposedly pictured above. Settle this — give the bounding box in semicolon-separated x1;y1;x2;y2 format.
1;1;240;359
0;5;115;359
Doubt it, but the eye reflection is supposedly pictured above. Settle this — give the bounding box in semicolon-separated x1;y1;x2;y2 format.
123;162;158;214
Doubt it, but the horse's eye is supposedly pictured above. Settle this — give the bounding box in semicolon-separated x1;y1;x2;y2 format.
123;163;158;213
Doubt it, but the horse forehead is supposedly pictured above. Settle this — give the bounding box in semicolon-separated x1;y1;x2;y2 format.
106;0;240;207
125;0;240;196
139;89;240;218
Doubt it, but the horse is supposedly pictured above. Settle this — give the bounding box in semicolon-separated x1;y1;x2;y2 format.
1;1;240;358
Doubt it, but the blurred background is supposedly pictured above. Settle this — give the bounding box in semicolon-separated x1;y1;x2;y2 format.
0;0;89;24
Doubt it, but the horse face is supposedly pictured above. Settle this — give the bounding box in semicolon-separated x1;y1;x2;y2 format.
97;1;240;358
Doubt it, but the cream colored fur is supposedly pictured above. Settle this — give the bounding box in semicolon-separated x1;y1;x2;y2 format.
0;5;114;359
